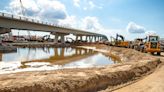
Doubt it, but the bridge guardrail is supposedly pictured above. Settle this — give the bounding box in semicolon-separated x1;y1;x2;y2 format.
0;12;59;27
0;12;103;35
0;12;82;30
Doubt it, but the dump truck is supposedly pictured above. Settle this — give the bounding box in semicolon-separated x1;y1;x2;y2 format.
140;35;161;55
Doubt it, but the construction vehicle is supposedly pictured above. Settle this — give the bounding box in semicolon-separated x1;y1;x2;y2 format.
139;35;161;55
110;34;129;47
129;38;144;50
1;33;14;42
41;35;52;42
160;38;164;52
65;37;75;44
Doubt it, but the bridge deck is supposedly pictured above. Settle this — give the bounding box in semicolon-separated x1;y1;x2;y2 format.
0;12;105;36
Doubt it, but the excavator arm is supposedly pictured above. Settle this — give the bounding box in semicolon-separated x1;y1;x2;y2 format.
116;34;124;41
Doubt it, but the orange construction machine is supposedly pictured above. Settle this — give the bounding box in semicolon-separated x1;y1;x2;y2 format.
111;34;129;47
140;35;161;55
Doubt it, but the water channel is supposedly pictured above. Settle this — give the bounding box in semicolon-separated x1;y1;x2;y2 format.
0;47;120;74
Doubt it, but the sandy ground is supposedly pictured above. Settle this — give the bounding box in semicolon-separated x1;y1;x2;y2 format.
0;44;163;92
0;60;161;92
110;53;164;92
113;63;164;92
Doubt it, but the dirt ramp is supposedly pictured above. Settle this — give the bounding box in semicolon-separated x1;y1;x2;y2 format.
0;59;161;92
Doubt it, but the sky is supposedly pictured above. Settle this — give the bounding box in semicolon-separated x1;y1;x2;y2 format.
0;0;164;40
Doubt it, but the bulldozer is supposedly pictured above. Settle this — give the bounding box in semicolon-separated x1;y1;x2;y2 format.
139;35;161;55
110;34;129;47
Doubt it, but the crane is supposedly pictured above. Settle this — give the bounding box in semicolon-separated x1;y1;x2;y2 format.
19;0;31;41
19;0;25;15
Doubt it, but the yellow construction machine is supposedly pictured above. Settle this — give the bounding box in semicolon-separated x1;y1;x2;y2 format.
140;35;161;55
110;34;129;47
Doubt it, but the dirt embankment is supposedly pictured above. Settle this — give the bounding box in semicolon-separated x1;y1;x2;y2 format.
95;45;152;63
112;62;164;92
0;45;162;92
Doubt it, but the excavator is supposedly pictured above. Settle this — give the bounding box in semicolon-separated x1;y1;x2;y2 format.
110;34;129;47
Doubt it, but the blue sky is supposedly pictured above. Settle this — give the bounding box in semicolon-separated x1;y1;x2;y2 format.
0;0;163;40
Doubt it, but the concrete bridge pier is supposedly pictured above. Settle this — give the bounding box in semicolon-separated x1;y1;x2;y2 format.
51;32;69;44
76;35;83;42
97;36;100;42
85;36;89;42
0;28;11;44
95;36;100;42
101;36;104;41
94;36;96;42
54;34;59;43
97;36;99;42
88;36;93;43
60;34;66;43
80;36;82;41
75;35;79;41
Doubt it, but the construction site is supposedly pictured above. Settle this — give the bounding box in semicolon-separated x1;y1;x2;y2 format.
0;0;164;92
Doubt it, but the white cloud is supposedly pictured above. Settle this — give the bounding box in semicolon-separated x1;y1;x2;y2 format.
89;1;95;9
73;0;80;7
83;7;87;10
58;16;79;28
58;16;102;33
126;22;146;34
145;30;157;36
77;0;103;10
81;16;102;32
7;0;67;22
58;16;136;40
58;16;158;40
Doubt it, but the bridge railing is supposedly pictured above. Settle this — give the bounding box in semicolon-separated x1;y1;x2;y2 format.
0;12;70;29
0;12;102;35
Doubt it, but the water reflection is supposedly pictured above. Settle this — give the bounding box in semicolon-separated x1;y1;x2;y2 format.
0;47;121;74
20;47;99;68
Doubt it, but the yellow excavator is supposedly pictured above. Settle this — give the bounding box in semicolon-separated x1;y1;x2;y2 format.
110;34;129;47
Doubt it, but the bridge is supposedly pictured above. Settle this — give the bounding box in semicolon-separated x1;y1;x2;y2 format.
0;12;108;43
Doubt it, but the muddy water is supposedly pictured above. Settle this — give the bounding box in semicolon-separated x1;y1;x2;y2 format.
0;47;120;74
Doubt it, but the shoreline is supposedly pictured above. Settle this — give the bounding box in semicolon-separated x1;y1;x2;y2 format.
0;44;162;92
